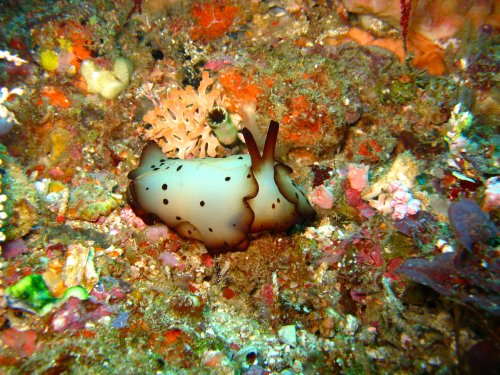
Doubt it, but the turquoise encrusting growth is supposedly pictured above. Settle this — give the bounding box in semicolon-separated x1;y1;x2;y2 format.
127;121;315;251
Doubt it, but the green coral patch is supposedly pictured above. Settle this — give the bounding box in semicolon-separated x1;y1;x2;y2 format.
5;274;89;316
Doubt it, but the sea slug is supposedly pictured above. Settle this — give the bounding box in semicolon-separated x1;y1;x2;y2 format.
127;121;316;252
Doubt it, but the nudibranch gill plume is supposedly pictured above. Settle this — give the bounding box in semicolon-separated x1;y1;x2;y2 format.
127;121;316;252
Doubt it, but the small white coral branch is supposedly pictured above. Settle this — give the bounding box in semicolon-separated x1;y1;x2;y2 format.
0;87;24;124
445;103;472;155
0;50;28;66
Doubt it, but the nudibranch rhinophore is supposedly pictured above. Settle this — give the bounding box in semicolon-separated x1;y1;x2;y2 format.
127;121;316;252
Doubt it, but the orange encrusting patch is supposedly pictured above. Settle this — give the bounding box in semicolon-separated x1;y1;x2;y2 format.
218;68;263;114
163;329;182;344
281;95;323;143
190;1;239;42
358;139;384;163
57;21;93;69
41;86;71;108
71;42;92;68
222;287;236;299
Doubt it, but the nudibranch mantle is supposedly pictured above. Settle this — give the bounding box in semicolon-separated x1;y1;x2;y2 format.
127;121;315;252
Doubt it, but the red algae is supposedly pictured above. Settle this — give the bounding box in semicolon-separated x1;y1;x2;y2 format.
222;286;236;299
0;328;38;358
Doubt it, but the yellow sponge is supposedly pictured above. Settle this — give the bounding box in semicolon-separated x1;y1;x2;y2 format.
40;50;59;71
80;57;133;99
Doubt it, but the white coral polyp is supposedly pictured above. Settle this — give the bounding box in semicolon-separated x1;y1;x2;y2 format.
144;71;233;158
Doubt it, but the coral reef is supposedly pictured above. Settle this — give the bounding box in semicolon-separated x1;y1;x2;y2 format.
0;0;499;373
341;0;500;74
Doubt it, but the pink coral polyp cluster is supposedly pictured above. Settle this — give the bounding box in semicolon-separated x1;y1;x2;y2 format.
388;181;421;220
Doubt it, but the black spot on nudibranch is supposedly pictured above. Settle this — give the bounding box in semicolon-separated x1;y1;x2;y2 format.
277;198;281;203
176;216;181;220
200;201;205;207
209;228;213;232
176;165;183;171
153;167;159;171
163;198;168;205
188;230;192;235
238;156;243;159
272;203;276;209
150;165;156;169
225;177;231;181
162;184;168;190
160;159;165;162
146;187;149;190
247;174;251;178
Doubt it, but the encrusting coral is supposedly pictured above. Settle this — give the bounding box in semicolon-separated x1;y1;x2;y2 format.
143;71;238;158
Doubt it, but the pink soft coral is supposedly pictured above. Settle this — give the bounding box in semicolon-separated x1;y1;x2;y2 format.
310;184;334;209
347;163;369;192
483;176;500;213
143;71;235;158
387;180;422;220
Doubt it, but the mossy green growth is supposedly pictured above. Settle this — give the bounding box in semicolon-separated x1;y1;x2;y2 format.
0;143;39;241
192;336;227;355
5;274;89;316
377;79;416;105
66;184;119;221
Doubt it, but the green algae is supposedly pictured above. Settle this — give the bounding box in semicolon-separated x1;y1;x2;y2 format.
5;274;89;316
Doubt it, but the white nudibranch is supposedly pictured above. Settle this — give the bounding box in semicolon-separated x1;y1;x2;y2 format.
127;121;316;252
